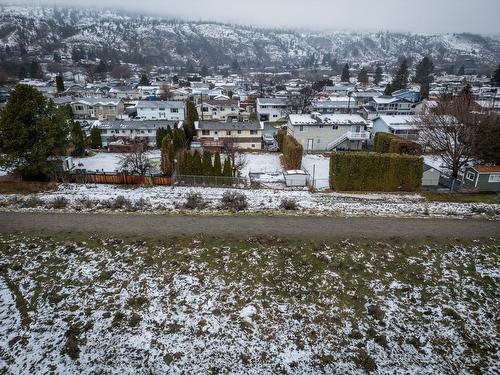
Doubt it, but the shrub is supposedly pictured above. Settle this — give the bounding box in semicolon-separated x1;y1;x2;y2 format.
329;152;423;192
20;196;44;208
276;128;286;151
75;197;97;210
374;132;422;155
48;196;69;209
133;197;150;211
282;135;303;170
110;195;132;210
280;198;298;210
221;191;248;211
183;192;207;210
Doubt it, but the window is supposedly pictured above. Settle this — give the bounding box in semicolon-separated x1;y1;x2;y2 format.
299;125;304;132
488;174;500;183
101;129;107;134
273;114;278;118
319;124;324;129
148;130;152;133
226;130;232;135
214;131;218;135
332;125;338;130
159;107;166;111
251;144;255;148
171;108;178;113
237;130;242;134
250;130;257;135
202;130;210;136
466;171;475;181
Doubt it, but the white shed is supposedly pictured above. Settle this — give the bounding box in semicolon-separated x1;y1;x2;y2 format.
422;164;441;186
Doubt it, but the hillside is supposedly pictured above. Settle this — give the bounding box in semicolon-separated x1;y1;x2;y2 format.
0;5;499;67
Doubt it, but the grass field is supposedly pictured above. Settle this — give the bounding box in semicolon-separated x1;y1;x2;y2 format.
0;234;498;374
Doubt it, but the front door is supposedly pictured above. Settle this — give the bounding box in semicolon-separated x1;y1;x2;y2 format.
307;138;314;152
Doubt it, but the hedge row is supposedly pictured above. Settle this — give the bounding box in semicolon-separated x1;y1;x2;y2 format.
329;152;423;192
282;135;303;170
276;128;286;151
374;132;422;155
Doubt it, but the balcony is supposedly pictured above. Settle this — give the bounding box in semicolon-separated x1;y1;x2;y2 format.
346;131;370;140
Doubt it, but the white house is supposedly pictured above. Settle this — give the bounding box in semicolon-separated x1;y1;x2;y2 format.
256;98;292;122
311;97;356;114
137;86;161;99
198;99;240;122
287;113;370;152
195;121;264;150
371;115;420;141
135;101;185;121
369;96;414;115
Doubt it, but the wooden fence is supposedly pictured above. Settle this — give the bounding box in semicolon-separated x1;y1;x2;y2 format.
61;172;171;186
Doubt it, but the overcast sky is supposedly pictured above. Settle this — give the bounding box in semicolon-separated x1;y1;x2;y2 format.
14;0;500;34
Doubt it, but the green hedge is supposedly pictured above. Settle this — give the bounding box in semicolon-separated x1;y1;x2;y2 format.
282;135;303;170
329;152;423;192
374;132;422;155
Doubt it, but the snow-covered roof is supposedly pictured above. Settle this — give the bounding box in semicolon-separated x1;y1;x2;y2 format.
72;98;122;106
195;121;263;131
136;100;185;109
95;120;180;130
372;96;401;104
257;98;290;106
289;114;368;126
377;115;420;130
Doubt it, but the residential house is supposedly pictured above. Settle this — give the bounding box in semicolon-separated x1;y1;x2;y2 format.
195;121;263;150
287;114;370;152
311;97;356;114
256;98;292;122
361;96;414;119
392;89;421;103
462;165;500;192
135;100;185;121
71;98;125;120
94;120;181;147
352;90;382;107
198;99;240;122
371;115;420;141
137;86;160;99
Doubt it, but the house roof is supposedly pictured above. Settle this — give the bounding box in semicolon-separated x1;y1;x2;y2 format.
195;121;263;131
377;115;420;130
472;165;500;173
94;120;180;130
72;98;122;106
257;98;289;106
136;100;184;109
289;114;368;126
204;99;239;107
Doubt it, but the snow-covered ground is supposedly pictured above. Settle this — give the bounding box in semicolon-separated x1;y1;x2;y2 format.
1;183;499;219
73;151;161;173
0;234;498;374
302;154;330;189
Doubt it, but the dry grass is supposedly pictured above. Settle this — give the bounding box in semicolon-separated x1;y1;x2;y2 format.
0;181;58;195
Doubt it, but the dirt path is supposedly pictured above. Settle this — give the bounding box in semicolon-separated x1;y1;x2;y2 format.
0;211;498;239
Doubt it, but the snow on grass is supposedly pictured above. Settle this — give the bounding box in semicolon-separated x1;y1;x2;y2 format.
0;234;498;374
1;183;499;219
73;151;161;173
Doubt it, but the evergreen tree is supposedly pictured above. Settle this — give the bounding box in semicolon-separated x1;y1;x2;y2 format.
201;150;213;176
166;124;173;138
90;127;102;149
95;60;107;80
160;135;174;176
183;100;199;143
201;65;209;77
139;74;150;86
384;83;393;96
414;56;434;99
213;152;222;176
457;65;465;75
56;74;65;93
223;157;232;177
473;114;500;164
183;150;193;175
374;66;383;85
172;124;186;153
0;85;70;180
192;150;202;175
390;59;409;92
357;67;369;85
29;61;43;79
341;63;350;82
491;64;500;86
70;122;85;157
156;127;167;148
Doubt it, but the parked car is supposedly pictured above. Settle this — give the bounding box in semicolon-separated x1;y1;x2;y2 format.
263;133;275;145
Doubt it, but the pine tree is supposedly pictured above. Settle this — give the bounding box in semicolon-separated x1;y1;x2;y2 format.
156;127;167;148
139;74;150;86
223;157;232;177
390;59;409;92
341;63;350;82
201;65;209;77
414;56;434;99
166;124;173;138
160;135;173;176
374;66;383;85
71;122;85;157
192;150;202;175
0;85;70;180
213;152;222;176
183;100;199;143
457;65;465;75
491;64;500;86
172;124;186;153
357;67;369;85
56;74;65;93
384;83;393;96
201;150;213;176
90;127;102;149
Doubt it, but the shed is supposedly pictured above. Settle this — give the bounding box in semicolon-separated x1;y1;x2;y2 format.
422;163;441;186
284;170;307;187
462;165;500;192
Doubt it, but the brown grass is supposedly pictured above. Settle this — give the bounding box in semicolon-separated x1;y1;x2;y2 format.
0;181;57;195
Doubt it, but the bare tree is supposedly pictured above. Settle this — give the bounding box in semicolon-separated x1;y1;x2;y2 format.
111;64;132;79
158;84;174;100
119;145;153;176
223;137;247;177
418;89;480;178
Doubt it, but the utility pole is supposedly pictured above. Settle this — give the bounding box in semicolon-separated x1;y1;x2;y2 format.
200;92;204;121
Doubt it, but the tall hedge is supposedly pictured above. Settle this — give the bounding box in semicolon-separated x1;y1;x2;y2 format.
374;132;422;155
329;152;423;192
276;128;286;151
282;135;303;170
